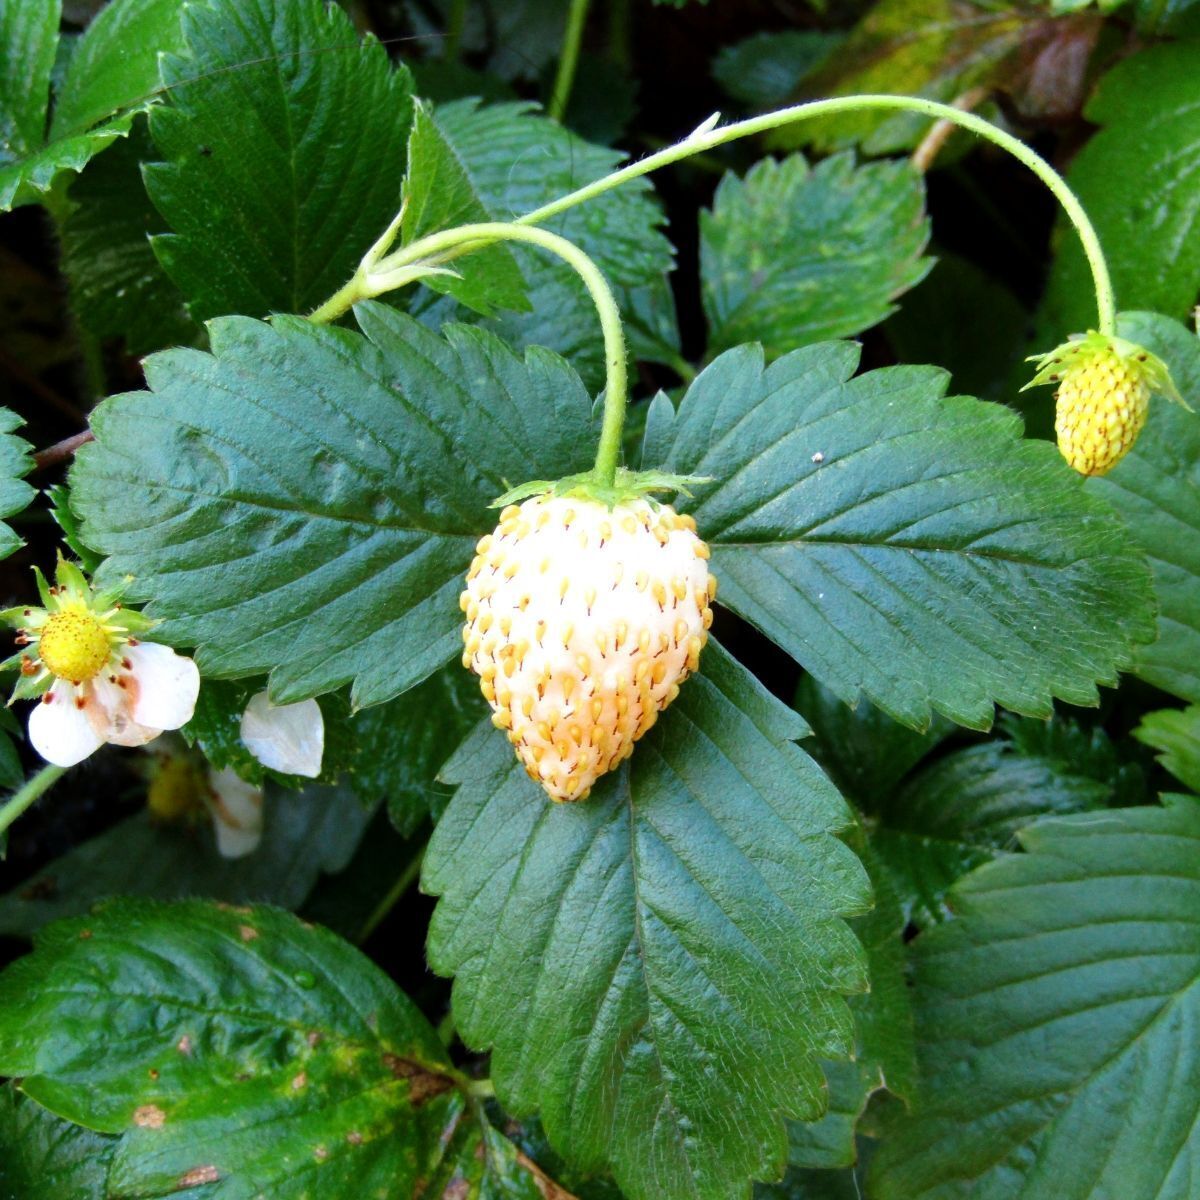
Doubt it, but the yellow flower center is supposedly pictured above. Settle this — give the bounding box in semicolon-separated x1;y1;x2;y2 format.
38;607;112;683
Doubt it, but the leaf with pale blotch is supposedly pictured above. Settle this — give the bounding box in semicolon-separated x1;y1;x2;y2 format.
701;152;931;359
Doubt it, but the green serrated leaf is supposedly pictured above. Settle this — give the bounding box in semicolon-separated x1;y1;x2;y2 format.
0;0;59;164
652;340;1155;729
1135;705;1200;794
420;98;679;387
0;782;375;938
870;797;1200;1199
71;306;595;706
60;118;197;357
0;406;34;561
0;107;143;212
712;31;844;110
794;675;956;809
145;0;414;320
1041;43;1200;335
0;0;178;212
1089;312;1200;703
884;249;1029;402
867;715;1124;928
424;640;870;1200
401;102;528;318
786;841;915;1171
0;901;455;1188
701;151;931;359
50;0;186;139
0;1084;116;1200
0;899;565;1198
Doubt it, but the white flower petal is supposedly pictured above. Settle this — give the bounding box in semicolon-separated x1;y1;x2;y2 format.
28;682;105;767
207;767;264;859
90;674;161;748
240;692;324;778
126;642;200;731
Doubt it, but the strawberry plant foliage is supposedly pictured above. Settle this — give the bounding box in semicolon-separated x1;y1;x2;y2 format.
0;1085;116;1200
701;151;932;358
145;0;415;321
418;98;680;384
1090;312;1200;703
871;798;1200;1199
71;305;596;707
0;900;556;1198
1042;42;1200;336
650;341;1155;729
0;0;181;211
424;641;870;1200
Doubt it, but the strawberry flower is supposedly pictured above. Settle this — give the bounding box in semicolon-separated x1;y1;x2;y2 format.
1;558;199;768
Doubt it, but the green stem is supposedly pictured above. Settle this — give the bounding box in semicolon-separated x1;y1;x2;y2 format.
0;765;67;840
515;95;1116;335
307;275;366;326
356;845;424;945
315;221;628;486
467;1077;496;1099
445;0;468;62
548;0;590;122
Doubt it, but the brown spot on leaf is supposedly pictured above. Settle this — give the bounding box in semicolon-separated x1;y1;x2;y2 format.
382;1055;455;1106
148;1069;159;1081
292;1072;307;1090
177;1035;192;1055
442;1180;469;1200
346;1130;363;1146
238;924;259;942
307;1031;321;1048
78;929;92;940
179;1166;220;1186
133;1104;166;1129
314;1145;329;1162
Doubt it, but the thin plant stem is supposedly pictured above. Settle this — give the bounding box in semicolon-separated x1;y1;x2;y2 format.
548;0;591;122
33;429;94;472
0;765;67;841
514;95;1117;334
467;1077;496;1099
445;0;468;62
355;845;425;945
308;94;1118;473
312;221;628;486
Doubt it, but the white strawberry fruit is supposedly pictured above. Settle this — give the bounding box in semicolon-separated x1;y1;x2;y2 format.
460;494;716;801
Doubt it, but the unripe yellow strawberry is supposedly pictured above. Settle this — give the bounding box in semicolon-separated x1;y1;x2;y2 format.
459;495;716;802
1025;331;1188;477
1053;343;1149;475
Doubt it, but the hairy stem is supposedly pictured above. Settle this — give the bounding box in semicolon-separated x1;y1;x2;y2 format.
548;0;591;122
314;221;628;486
515;94;1116;334
0;765;67;841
